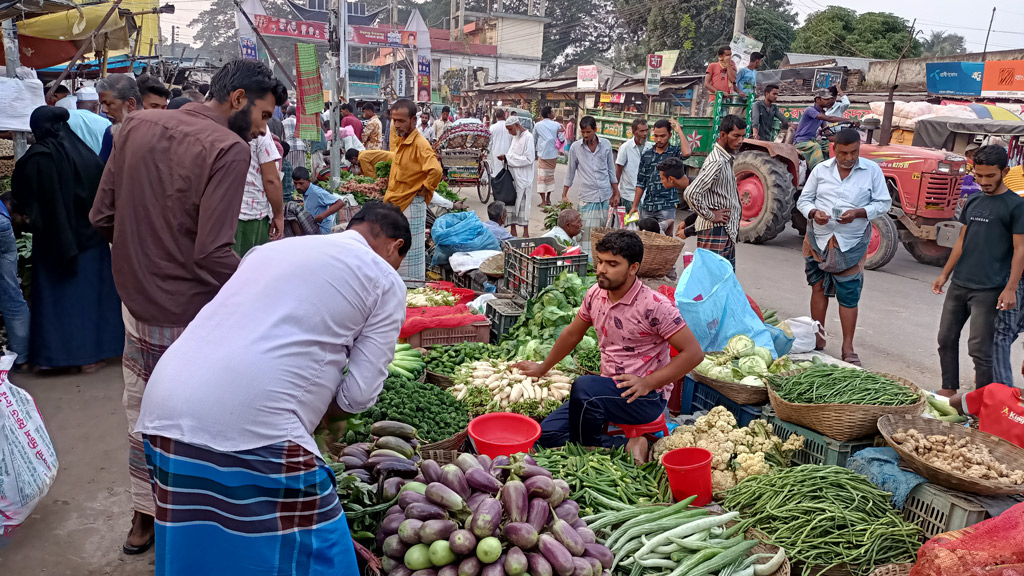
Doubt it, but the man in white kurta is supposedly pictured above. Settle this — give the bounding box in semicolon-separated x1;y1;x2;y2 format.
487;109;512;182
501;115;536;237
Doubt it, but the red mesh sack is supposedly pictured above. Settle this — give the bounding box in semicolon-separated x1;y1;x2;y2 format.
400;304;487;339
910;502;1024;576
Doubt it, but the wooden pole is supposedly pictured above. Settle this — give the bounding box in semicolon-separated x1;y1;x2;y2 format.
232;0;296;88
46;0;124;101
2;18;28;159
982;7;996;61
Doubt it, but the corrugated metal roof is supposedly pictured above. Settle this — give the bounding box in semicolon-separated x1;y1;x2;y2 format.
783;52;879;72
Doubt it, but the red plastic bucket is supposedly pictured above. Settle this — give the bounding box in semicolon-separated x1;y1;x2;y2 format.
468;413;542;458
662;447;713;506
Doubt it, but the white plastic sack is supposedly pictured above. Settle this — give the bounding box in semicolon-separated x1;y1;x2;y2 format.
0;354;59;537
448;250;501;274
0;78;45;132
786;317;823;354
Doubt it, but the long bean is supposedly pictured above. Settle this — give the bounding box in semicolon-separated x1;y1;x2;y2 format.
533;444;664;514
768;366;919;406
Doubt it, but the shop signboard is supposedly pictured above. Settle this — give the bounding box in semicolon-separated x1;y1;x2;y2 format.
395;68;407;97
600;92;625;103
577;65;599;91
981;60;1024;98
926;62;984;96
347;26;417;49
645;54;662;95
813;69;843;91
252;14;326;42
417;56;431;102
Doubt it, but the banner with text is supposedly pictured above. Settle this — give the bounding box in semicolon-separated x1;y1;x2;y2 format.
926;62;984;96
577;65;599;91
645;54;662;95
417;55;431;102
253;14;327;43
981;60;1024;98
347;26;417;49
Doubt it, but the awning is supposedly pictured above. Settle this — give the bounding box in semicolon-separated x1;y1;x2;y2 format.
0;0;77;21
966;103;1023;122
36;53;146;79
912;116;1024;150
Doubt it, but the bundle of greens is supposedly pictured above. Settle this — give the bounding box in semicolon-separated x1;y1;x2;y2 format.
361;376;469;443
435;180;465;210
424;342;499;376
542;200;575;231
499;272;597;361
373;159;392;179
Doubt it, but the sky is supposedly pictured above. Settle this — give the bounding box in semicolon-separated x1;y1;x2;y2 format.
159;0;1024;54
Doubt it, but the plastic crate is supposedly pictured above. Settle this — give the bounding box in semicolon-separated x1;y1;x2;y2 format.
503;237;589;299
679;376;763;427
485;299;524;344
765;406;877;467
902;483;988;539
406;320;491;349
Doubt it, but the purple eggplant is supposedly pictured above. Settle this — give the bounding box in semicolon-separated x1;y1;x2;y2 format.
376;459;420;479
467;492;489;512
411;570;439;576
469;498;503;539
458;556;482;576
377;528;390;552
555;501;580;525
382;556;400;574
426;482;468;512
386;504;405;517
399;491;429;510
509;463;552;479
572;519;588;531
466;468;503;495
404;502;447;521
538;534;574;576
338;455;366;470
421;459;443;484
342;444;369;460
546;485;566;507
456;453;485;473
481;555;506;576
381;513;405;536
349;469;372;483
449;529;477;556
391;567;413;576
502;522;539;550
550;519;585;556
399;518;425;544
582;544;612;570
522;454;537;466
382;477;407;501
384;534;410;559
571;557;592;576
584;557;603;576
438;567;459;576
365;454;408;470
441;464;471;500
524;475;556;499
403;481;428;495
527;498;550;532
412;473;425;482
527;553;554;576
501;481;529;523
505;547;528;576
419;519;458;544
554;479;571;500
477;454;493;469
576;527;596;544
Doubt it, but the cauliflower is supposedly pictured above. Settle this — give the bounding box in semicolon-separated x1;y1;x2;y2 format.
782;433;805;453
728;428;752;446
712;469;737;493
694;407;736;433
695;437;735;470
651;429;698;462
735;452;771;481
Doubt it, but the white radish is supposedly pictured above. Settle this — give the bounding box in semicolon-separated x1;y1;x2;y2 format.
510;384;524;403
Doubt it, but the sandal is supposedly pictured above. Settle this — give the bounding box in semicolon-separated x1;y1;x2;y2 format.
842;353;862;367
122;529;154;555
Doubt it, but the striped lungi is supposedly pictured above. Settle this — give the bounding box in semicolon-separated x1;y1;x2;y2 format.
144;435;357;576
795;140;825;173
122;305;186;517
697;226;736;270
579;200;610;258
537;158;558;198
398;196;427;287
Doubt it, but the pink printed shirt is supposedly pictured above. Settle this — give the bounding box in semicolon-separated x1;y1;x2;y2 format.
577;279;686;399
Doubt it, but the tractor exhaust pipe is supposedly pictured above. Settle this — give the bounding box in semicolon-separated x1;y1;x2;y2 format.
878;101;895;147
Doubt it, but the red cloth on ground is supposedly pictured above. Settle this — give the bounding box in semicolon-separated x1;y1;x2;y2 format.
400;304;487;339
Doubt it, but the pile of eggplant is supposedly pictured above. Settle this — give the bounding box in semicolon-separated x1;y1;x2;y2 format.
337;421;423;485
379;452;613;576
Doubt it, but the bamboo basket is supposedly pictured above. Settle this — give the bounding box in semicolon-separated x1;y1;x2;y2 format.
420;449;461;465
420;427;469;452
692;369;769;405
767;372;926;441
748;528;791;576
425;370;455;389
868;565;913;576
878;413;1024;496
590;227;684;278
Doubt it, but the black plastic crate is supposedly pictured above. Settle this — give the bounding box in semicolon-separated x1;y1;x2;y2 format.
764;405;878;467
486;299;525;344
679;376;763;426
502;237;588;299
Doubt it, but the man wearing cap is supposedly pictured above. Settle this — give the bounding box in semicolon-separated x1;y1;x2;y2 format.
67;87;112;156
793;90;851;173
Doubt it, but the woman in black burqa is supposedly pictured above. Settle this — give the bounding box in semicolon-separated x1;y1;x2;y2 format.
12;106;123;371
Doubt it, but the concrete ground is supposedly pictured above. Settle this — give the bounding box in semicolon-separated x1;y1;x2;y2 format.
1;162;1017;573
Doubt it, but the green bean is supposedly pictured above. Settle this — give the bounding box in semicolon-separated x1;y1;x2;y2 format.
768;366;920;406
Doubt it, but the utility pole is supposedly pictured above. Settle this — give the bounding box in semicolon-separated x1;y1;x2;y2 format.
733;0;746;39
2;19;27;160
982;7;996;61
171;25;176;49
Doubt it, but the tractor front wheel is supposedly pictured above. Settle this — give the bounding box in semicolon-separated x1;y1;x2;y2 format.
734;150;796;244
865;216;899;271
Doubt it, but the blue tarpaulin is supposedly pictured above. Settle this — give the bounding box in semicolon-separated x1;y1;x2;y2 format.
38;55;147;76
926;62;985;96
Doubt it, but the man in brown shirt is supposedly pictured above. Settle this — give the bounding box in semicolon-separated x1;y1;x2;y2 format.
90;58;287;555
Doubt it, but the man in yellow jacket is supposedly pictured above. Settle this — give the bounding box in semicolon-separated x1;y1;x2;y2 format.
385;99;443;285
346;148;393;178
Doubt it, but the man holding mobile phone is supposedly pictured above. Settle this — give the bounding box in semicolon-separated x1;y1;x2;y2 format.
796;129;891;366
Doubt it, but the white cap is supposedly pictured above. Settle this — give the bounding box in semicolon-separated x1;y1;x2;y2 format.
56;96;77;111
76;86;99;101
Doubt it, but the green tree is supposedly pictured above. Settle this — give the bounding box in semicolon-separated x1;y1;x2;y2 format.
745;1;797;68
921;30;966;57
792;7;921;59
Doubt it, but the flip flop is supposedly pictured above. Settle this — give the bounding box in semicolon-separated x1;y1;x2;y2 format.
123;530;154;555
842;353;862;367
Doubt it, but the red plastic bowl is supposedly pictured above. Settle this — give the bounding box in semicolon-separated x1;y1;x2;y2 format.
468;413;542;458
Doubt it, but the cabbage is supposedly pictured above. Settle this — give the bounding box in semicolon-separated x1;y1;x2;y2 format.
769;355;794;374
707;366;735;382
740;376;766;387
751;346;773;365
724;335;756;358
695;358;715;374
738;356;769;377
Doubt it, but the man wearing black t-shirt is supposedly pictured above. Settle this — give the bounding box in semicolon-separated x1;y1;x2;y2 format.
933;146;1024;395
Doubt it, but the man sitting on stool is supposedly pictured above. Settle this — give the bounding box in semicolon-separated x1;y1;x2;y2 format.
517;230;704;462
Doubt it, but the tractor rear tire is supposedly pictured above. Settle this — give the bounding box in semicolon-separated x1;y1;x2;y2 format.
734;150;796;245
865;216;899;271
904;240;951;267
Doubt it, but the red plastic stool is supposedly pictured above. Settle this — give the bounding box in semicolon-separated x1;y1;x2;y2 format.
604;413;669;441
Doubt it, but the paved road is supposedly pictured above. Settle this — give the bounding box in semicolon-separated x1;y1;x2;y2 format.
2;163;1017;573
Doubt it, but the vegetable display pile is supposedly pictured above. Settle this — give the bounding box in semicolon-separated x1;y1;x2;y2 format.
891;428;1024;484
340;175;388;203
723;465;921;575
543;201;576;234
375;160;393;179
380;452;615;576
922;394;967;423
693;335;800;388
532;444;670;515
389;344;426;381
651;407;805;493
363;377;469;443
426;343;500;377
408;287;459;308
436;181;466;210
500;272;597;361
584;498;787;576
449;361;571;419
768;366;920;406
574;349;601;374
